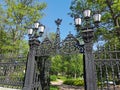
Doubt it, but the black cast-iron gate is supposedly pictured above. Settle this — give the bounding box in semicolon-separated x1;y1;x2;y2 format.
94;45;120;90
23;30;120;90
0;21;120;90
23;32;83;90
0;54;27;89
0;36;120;90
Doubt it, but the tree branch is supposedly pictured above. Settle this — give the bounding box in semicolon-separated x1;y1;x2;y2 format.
106;0;116;26
115;13;120;27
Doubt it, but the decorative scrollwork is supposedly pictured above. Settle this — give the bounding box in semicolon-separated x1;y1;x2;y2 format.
82;29;94;43
36;37;53;56
36;33;84;56
59;33;80;55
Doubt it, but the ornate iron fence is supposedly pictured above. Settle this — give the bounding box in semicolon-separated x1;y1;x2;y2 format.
0;54;27;89
94;45;120;90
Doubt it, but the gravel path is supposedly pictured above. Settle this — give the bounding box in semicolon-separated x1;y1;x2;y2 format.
0;87;20;90
58;85;84;90
51;79;84;90
51;79;120;90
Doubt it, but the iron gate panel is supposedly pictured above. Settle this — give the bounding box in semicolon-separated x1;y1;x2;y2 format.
36;33;83;57
59;33;81;55
0;54;27;89
30;56;50;90
94;46;120;90
36;37;53;57
31;58;42;90
32;33;83;90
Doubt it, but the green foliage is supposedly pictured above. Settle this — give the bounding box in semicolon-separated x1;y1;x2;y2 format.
63;79;75;85
50;75;57;81
0;0;47;54
73;79;84;86
63;78;84;86
50;54;83;78
69;0;120;46
57;75;66;81
50;86;59;90
50;55;62;75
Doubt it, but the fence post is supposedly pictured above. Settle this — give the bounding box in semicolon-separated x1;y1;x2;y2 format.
23;39;40;90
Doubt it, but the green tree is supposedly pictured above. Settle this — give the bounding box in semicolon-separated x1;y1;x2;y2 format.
50;54;83;79
69;0;120;46
0;0;47;54
50;55;62;75
0;30;9;53
62;54;83;78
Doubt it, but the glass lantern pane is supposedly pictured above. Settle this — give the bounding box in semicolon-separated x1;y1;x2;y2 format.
34;22;39;28
83;9;91;18
93;14;101;22
39;25;45;33
75;18;81;25
28;28;33;35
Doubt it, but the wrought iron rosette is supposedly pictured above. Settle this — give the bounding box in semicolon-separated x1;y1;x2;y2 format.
59;33;80;55
82;29;94;43
29;39;40;49
36;37;53;56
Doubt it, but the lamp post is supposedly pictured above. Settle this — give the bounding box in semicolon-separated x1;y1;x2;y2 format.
27;22;45;52
28;22;45;39
74;9;101;90
23;22;45;90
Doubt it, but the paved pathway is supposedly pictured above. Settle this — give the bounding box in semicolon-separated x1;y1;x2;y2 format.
0;87;20;90
51;80;120;90
51;79;84;90
58;85;84;90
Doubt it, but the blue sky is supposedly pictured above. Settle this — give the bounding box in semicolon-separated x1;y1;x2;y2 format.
40;0;76;39
40;0;104;49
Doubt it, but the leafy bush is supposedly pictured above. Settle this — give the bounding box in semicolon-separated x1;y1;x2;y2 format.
63;79;84;86
50;75;57;81
63;79;75;85
115;80;120;85
73;79;84;86
50;86;59;90
57;75;66;80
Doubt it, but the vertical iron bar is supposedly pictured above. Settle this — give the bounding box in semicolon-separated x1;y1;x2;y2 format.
105;64;110;90
83;54;87;90
117;61;120;82
115;45;118;59
100;63;103;90
111;62;116;90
